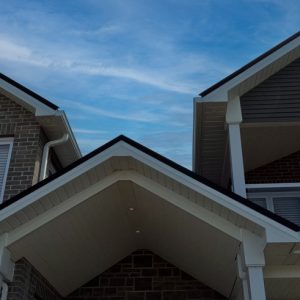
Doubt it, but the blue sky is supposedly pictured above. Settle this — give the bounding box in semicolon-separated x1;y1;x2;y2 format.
0;0;299;168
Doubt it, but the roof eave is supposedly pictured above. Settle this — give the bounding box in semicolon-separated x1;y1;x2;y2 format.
199;31;300;102
0;73;81;164
0;135;298;240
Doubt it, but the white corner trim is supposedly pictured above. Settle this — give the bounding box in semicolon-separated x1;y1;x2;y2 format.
192;97;198;172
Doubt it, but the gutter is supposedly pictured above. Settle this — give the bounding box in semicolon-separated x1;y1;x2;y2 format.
55;110;81;159
39;134;69;181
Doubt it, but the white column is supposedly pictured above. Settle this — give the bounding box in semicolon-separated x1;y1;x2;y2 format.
239;230;266;300
228;123;246;197
247;266;266;300
0;234;14;300
226;96;246;198
236;254;250;300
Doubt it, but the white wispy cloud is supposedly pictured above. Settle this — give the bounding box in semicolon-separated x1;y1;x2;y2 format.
62;100;163;123
73;128;107;134
76;138;108;153
71;25;122;37
0;36;196;94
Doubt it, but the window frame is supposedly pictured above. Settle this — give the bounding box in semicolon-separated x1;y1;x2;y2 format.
247;188;300;225
0;137;14;202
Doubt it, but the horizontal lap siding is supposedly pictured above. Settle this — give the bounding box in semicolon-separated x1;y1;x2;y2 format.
241;57;300;122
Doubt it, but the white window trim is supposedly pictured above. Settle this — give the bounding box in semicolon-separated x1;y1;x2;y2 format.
0;138;13;203
247;183;300;214
246;183;300;189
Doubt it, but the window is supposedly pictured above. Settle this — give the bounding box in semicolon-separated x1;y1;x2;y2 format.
247;187;300;226
0;138;13;202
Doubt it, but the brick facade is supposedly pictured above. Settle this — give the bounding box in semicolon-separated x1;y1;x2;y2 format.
66;250;226;300
7;258;63;300
245;150;300;184
7;251;226;300
0;93;45;201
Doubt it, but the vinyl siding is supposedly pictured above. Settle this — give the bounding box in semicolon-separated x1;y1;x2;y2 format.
241;57;300;122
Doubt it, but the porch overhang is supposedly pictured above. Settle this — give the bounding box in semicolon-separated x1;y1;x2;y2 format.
0;137;299;298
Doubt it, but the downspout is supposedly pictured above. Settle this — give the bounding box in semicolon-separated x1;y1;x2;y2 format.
39;134;69;181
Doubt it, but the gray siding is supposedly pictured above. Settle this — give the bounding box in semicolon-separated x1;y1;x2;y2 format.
241;57;300;122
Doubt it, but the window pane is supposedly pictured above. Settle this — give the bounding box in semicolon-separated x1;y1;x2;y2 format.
0;144;10;197
273;197;300;226
249;198;267;209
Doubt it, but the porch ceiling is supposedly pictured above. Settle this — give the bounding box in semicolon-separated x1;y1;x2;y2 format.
264;243;300;300
241;124;300;172
7;180;239;297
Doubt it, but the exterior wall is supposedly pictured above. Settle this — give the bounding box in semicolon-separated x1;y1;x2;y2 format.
245;150;300;183
7;258;62;300
241;57;300;122
0;93;46;201
67;250;226;300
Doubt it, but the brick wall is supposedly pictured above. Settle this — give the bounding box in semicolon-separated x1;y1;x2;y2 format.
66;250;226;300
7;258;63;300
245;150;300;183
0;93;45;201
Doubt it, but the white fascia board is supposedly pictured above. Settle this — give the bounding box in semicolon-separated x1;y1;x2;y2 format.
200;36;300;103
0;78;55;116
0;140;299;244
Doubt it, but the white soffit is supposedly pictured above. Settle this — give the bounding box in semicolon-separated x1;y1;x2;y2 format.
241;125;300;172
